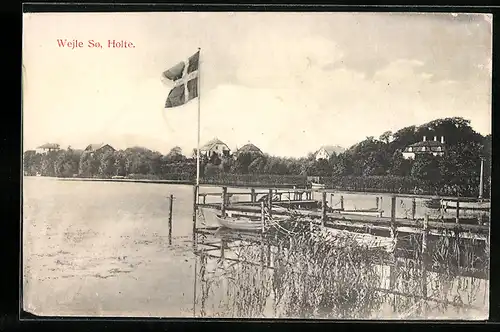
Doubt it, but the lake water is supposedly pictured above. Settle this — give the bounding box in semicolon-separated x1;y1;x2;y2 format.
22;177;489;319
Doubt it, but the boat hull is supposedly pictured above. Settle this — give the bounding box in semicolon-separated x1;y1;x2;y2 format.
442;200;491;211
311;182;325;189
215;215;263;231
338;210;384;217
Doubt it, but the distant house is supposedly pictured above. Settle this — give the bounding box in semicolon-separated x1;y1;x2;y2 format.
200;138;231;158
35;143;60;154
402;136;446;160
84;143;116;155
233;142;263;159
314;145;345;161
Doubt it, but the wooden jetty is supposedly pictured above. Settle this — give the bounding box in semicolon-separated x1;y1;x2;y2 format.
193;186;489;239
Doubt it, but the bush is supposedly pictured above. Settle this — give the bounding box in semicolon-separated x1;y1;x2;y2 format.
202;173;308;187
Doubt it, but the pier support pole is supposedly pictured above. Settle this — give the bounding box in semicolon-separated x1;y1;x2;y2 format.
221;187;227;217
322;191;327;226
340;195;344;211
376;197;379;210
221;239;226;261
411;198;416;221
379;196;383;216
389;256;397;313
261;201;266;235
251;188;256;203
455;199;460;224
168;194;174;245
422;214;428;257
268;189;273;221
390;196;397;238
267;243;271;267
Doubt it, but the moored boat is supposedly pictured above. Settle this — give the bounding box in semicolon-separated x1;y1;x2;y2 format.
215;214;264;231
337;209;384;217
200;206;290;231
441;200;491;211
311;182;325;189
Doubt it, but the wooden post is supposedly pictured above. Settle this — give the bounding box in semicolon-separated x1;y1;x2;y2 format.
168;194;174;245
376;196;380;210
268;188;273;220
379;196;383;216
202;194;206;204
251;188;256;203
322;191;327;226
390;196;397;239
261;201;265;233
192;185;198;249
221;239;225;260
267;244;271;267
455;199;460;224
389;257;397;312
411;198;416;221
454;226;461;268
422;214;428;256
421;254;428;315
330;193;333;207
340;195;344;211
221;187;227;217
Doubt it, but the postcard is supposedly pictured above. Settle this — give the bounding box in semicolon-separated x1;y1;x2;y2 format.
22;11;491;319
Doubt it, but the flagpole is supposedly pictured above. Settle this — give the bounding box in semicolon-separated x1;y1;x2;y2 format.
196;47;201;189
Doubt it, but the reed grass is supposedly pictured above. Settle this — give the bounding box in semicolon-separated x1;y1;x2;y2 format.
194;217;488;319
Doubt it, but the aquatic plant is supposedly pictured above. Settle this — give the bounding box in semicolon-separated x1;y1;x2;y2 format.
194;216;489;319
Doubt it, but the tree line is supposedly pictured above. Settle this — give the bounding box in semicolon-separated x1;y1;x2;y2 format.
23;117;491;197
23;146;196;181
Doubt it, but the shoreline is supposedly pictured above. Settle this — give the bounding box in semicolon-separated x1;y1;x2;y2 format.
55;177;193;185
54;177;306;189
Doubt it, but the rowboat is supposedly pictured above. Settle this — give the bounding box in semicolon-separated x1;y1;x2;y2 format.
337;209;384;218
200;207;289;231
311;182;325;190
441;200;491;211
215;215;264;231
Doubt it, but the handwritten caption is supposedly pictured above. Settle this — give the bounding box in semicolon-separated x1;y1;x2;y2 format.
56;39;135;49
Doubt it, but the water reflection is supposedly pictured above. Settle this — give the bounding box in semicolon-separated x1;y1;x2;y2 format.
192;219;489;319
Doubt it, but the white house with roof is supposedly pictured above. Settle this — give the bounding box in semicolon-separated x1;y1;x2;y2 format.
84;143;116;155
200;138;231;158
35;143;60;154
314;145;345;161
402;136;446;159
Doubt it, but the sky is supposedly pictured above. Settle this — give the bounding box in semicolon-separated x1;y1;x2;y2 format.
22;12;492;158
